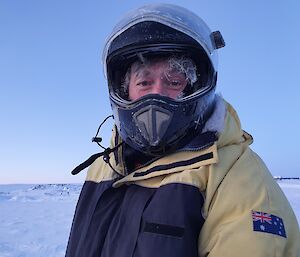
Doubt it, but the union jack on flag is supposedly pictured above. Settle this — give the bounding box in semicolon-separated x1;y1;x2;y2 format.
252;211;286;238
252;211;272;224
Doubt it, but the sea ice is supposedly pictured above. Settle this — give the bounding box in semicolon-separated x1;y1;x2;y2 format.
0;181;299;257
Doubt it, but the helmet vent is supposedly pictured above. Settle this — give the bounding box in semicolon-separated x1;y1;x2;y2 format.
133;105;173;146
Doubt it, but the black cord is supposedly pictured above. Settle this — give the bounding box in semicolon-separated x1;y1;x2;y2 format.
92;115;113;150
71;142;123;175
71;114;124;176
101;144;124;177
71;152;105;175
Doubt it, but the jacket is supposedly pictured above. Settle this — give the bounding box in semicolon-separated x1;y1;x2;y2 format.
65;99;300;257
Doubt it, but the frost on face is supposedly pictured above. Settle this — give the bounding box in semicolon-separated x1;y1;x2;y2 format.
166;56;197;86
121;54;198;99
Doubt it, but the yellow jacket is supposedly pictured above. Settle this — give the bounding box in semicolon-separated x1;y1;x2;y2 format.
66;100;300;257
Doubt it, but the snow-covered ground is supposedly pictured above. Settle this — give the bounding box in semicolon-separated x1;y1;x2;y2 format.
0;181;299;257
0;184;81;257
277;180;300;223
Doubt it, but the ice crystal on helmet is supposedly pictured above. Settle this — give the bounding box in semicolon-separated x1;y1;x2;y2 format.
167;56;197;85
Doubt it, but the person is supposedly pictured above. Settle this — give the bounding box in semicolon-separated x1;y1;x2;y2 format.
65;4;300;257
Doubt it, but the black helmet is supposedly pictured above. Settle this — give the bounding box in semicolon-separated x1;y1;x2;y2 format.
102;3;225;155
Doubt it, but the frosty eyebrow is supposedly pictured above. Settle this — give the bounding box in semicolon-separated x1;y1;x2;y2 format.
133;69;151;80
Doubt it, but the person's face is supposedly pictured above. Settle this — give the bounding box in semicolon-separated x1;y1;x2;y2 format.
128;59;187;101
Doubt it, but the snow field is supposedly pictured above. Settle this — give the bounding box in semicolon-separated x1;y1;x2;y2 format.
0;184;81;257
0;182;299;257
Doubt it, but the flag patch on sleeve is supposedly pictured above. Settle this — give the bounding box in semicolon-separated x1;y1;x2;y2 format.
252;211;286;238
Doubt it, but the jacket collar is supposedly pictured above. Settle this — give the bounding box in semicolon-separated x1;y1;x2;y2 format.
113;143;218;187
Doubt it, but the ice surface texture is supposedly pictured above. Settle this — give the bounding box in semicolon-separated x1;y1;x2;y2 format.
0;182;299;257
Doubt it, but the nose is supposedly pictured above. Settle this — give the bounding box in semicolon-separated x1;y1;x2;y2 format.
150;80;167;96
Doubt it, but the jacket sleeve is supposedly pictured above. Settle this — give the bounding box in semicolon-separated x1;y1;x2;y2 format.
198;148;300;257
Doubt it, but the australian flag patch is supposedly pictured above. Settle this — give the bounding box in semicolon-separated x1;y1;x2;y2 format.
252;211;286;238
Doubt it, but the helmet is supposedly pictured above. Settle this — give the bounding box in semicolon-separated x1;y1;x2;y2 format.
102;3;225;155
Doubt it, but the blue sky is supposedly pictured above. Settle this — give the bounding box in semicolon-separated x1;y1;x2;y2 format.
0;0;299;183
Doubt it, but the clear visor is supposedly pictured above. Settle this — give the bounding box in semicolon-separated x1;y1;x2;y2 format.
116;54;204;101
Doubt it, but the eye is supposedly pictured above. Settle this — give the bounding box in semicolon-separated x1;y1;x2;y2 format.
137;80;151;87
165;72;186;88
170;80;182;87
